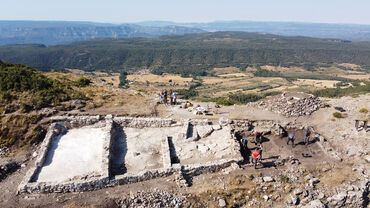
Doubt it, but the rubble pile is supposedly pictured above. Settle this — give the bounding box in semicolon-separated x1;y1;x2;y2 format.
251;92;327;117
0;160;19;182
119;191;188;208
0;145;9;156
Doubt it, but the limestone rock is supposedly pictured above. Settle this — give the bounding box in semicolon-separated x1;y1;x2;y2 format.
287;194;299;205
218;198;227;207
197;144;210;153
196;125;214;138
364;155;370;163
301;199;325;208
212;125;222;130
327;192;347;207
219;117;230;126
310;178;320;186
263;176;275;183
294;188;303;195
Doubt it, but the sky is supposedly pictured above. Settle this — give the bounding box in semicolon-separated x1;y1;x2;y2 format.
1;0;370;25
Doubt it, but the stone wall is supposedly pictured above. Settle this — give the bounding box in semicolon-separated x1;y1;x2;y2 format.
18;118;112;194
50;115;102;128
18;123;67;193
18;116;338;194
101;115;114;178
113;117;174;128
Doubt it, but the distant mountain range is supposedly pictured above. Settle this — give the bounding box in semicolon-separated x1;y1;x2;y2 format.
1;20;370;46
0;21;205;45
137;21;370;42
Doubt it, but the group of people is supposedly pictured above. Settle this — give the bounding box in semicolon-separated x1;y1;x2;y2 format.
159;89;177;105
286;127;311;147
240;131;264;169
240;127;312;169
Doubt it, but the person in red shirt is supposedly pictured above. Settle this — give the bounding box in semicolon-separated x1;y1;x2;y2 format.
252;148;260;169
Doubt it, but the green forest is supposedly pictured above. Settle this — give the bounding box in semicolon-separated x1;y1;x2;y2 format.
0;32;370;76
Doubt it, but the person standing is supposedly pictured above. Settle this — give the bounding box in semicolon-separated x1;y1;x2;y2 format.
252;148;260;169
254;131;262;145
159;90;164;104
169;90;174;105
304;127;311;145
163;89;168;105
287;133;295;147
258;143;263;160
173;91;177;105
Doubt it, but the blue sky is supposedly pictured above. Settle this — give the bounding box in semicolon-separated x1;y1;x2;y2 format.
1;0;370;24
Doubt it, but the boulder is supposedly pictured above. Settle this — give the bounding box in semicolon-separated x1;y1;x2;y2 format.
327;192;347;207
294;188;303;195
218;198;226;207
364;155;370;163
263;176;275;183
196;125;214;138
301;199;325;208
219;117;230;126
287;194;299;205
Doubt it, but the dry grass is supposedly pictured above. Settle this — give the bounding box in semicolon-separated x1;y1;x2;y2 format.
212;67;240;75
187;174;259;207
292;79;340;88
337;74;370;80
46;71;154;116
319;164;353;189
127;74;193;85
261;65;305;72
218;73;249;78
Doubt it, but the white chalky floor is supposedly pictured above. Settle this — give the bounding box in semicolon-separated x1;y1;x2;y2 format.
35;126;105;182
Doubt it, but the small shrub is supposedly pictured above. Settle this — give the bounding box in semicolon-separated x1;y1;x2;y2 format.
178;88;198;99
359;108;368;113
0;91;13;102
333;112;343;118
280;175;289;183
228;93;264;104
119;71;129;88
352;94;359;98
20;103;32;113
216;98;233;106
75;77;91;87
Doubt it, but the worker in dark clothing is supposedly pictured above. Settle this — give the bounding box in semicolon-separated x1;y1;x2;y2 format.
254;131;262;145
304;127;311;145
258;143;263;160
287;133;295;147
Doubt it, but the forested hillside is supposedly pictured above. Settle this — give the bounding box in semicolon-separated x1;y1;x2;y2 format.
0;32;370;76
0;62;84;107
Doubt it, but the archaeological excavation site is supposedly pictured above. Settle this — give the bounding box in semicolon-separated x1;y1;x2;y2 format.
17;114;338;194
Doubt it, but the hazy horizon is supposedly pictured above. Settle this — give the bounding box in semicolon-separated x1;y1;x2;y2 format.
1;0;370;25
1;19;370;27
